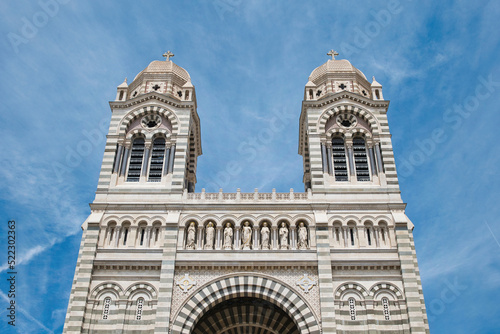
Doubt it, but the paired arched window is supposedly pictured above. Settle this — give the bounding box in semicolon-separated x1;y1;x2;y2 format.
127;137;145;182
148;137;166;182
332;137;348;181
353;137;370;181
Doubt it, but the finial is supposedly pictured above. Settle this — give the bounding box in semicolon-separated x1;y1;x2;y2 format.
327;50;339;60
124;77;127;83
163;51;174;61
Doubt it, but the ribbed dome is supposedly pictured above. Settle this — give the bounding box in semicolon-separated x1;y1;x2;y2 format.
309;59;366;83
133;60;191;82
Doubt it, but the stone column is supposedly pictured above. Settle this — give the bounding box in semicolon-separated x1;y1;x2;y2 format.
197;226;204;250
113;144;123;174
290;226;297;250
142;144;151;178
272;226;278;250
215;226;222;250
113;227;120;248
326;144;333;176
368;144;377;176
346;142;355;177
374;227;380;248
235;227;241;250
167;144;176;174
253;226;259;250
119;146;130;177
375;143;384;174
145;227;151;248
321;143;328;173
129;226;138;248
163;147;171;176
343;227;348;248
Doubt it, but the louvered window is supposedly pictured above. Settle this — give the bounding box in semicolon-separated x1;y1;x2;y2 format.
353;137;370;181
332;137;348;181
148;137;166;182
127;138;145;182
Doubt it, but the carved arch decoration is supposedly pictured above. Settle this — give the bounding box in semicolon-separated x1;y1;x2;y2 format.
318;105;381;137
90;282;125;300
172;274;321;334
124;282;158;300
117;105;179;137
369;282;404;300
335;282;370;300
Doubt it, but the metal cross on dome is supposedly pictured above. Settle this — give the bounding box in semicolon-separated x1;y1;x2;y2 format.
327;50;339;60
163;51;174;61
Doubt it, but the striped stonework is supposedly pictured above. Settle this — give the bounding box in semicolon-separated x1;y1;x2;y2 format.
171;274;321;334
154;212;181;333
64;56;429;334
394;219;429;333
63;219;101;334
314;211;337;333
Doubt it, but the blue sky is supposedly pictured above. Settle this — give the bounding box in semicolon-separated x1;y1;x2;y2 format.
1;0;499;333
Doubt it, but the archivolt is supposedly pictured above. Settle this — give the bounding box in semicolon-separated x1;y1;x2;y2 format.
172;274;321;334
117;105;179;136
318;105;380;136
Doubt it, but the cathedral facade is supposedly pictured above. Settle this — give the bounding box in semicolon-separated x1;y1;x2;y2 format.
63;51;429;333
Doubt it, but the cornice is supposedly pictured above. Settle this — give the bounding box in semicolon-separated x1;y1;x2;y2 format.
302;91;390;109
109;91;195;110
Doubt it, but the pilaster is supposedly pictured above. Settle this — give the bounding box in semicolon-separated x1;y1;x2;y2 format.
154;211;180;333
314;210;336;333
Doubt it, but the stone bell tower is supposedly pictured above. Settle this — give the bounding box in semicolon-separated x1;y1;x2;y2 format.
103;50;201;195
63;50;429;334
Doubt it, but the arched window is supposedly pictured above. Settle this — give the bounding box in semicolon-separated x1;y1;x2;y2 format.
102;297;111;319
136;298;144;320
349;227;355;246
108;227;115;245
366;227;372;246
332;137;348;181
139;227;146;246
127;137;145;182
122;227;129;246
348;298;356;320
382;297;390;320
148;137;166;182
353;137;370;181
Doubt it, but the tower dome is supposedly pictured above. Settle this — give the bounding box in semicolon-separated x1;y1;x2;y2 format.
308;58;367;84
304;50;373;100
122;51;195;101
132;58;191;83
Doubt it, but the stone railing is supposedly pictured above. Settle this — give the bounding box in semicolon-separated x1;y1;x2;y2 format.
185;188;311;202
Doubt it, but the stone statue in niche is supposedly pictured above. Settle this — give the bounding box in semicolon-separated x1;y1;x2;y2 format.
241;221;252;250
223;223;233;250
204;222;215;250
279;222;289;250
297;222;308;250
186;222;196;250
261;222;270;250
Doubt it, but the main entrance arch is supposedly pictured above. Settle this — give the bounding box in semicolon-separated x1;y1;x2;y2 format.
171;274;320;334
192;297;299;333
